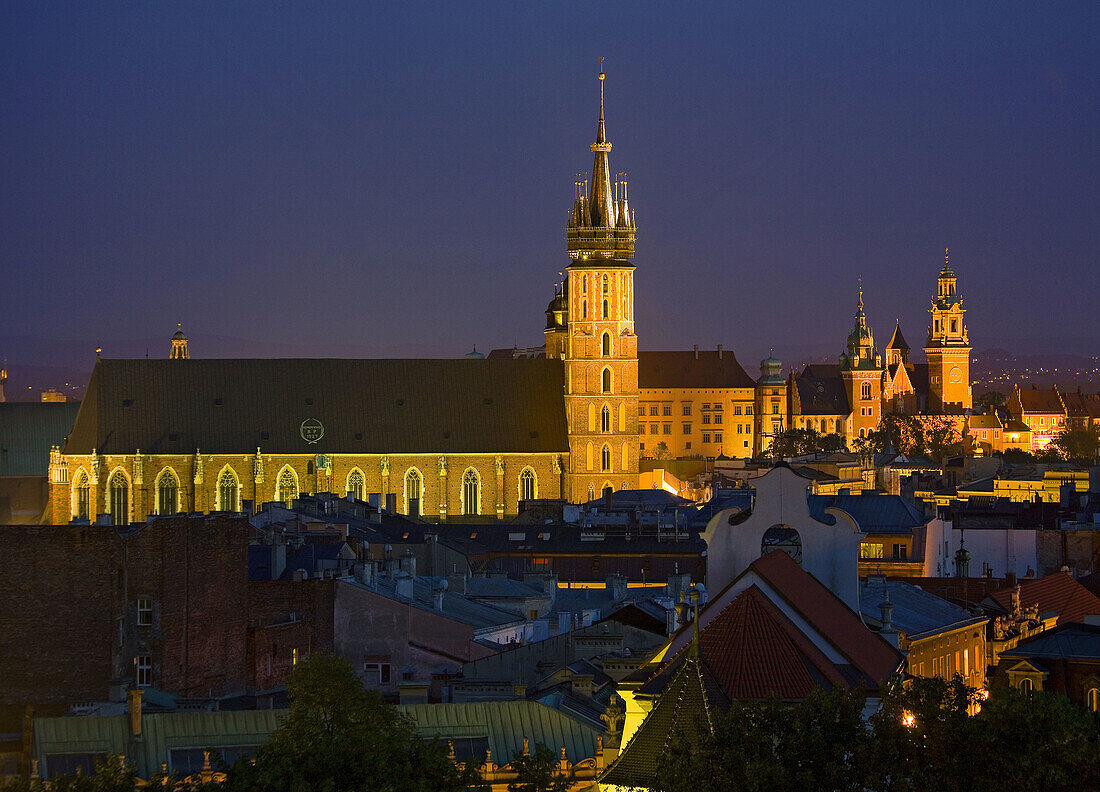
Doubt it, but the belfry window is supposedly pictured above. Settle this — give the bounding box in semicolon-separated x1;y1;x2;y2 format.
601;406;611;433
109;471;129;526
602;332;611;357
582;300;588;319
462;469;480;516
602;299;609;318
602;274;609;294
602;368;612;394
73;470;90;520
601;444;611;471
218;468;239;512
157;469;178;515
346;469;365;501
861;382;872;400
519;468;536;502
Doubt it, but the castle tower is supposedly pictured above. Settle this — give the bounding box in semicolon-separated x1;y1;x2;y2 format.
170;324;190;359
558;64;639;501
839;286;882;442
754;353;787;456
885;320;910;367
924;249;972;412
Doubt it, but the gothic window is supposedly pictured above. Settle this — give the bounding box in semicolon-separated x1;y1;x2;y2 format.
346;469;365;501
602;368;612;394
109;470;129;526
586;442;593;471
462;468;480;516
602;274;609;294
1087;687;1099;712
601;444;611;472
276;467;298;506
602;299;609;318
519;468;537;502
861;382;872;400
582;300;588;319
217;467;239;512
156;468;179;515
602;332;611;357
601;405;611;432
404;468;422;515
73;469;90;520
587;484;595;501
582;274;588;293
1019;678;1033;695
621;443;628;470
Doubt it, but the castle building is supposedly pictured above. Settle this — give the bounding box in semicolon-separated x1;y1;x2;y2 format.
924;250;972;412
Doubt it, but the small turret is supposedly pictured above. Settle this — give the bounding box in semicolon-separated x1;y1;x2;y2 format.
170;323;190;359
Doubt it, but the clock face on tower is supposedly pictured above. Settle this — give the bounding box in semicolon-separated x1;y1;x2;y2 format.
949;366;962;384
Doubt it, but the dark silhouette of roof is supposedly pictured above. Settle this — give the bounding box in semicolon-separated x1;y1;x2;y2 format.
64;358;568;455
0;402;82;477
638;350;756;389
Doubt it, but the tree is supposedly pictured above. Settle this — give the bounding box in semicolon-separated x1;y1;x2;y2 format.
922;416;964;463
770;428;849;458
506;743;573;792
224;654;474;792
1049;426;1100;463
654;441;673;460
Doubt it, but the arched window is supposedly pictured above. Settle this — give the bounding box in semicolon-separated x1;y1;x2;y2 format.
602;274;609;294
1019;678;1033;695
621;443;628;470
519;468;537;502
462;468;480;516
601;444;611;472
109;470;129;526
601;405;611;433
217;467;239;512
586;442;593;471
602;299;609;318
404;468;422;515
602;368;612;394
761;523;802;564
582;300;588;319
618;403;626;431
861;381;872;400
276;466;298;506
859;428;866;438
588;403;596;432
72;469;90;520
1088;687;1099;712
602;332;611;357
582;274;588;293
156;468;179;515
346;469;365;501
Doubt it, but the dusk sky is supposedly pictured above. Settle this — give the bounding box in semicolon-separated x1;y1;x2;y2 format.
2;2;1097;369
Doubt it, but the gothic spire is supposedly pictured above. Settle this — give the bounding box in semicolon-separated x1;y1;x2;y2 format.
589;60;616;228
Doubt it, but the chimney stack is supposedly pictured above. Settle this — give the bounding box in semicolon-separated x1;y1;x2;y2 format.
693;344;699;359
717;344;723;360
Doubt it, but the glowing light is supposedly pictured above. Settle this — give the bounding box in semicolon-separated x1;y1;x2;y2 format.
901;710;916;728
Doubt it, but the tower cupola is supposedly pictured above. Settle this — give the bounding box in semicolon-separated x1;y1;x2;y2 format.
170;323;190;359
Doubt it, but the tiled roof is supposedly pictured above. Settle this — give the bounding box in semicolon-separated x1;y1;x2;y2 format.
793;365;850;416
1061;391;1100;419
887;323;910;350
987;572;1100;625
599;651;727;789
0;402;82;477
64;358;568;455
638;350;756;389
968;413;1001;429
1015;386;1065;414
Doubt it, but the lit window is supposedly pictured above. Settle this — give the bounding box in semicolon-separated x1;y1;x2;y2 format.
462;469;480;515
1088;688;1099;712
292;648;299;666
137;597;153;627
109;471;129;526
218;468;240;511
276;467;298;506
1019;678;1033;695
157;469;178;515
601;445;611;471
860;543;884;559
136;655;152;687
519;468;537;502
347;469;365;501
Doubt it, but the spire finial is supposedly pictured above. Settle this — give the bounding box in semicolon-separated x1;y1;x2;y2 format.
945;247;949;267
857;278;864;311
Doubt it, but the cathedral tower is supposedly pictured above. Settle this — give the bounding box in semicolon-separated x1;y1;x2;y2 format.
552;64;639;501
839;286;882;442
924;250;972;412
170;324;190;359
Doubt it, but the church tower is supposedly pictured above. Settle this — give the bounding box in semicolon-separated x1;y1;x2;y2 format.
924;250;972;412
839;286;882;442
170;324;190;359
551;64;639;501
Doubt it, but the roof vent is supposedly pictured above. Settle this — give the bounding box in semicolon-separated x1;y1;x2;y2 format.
168;433;179;441
483;397;493;405
122;399;133;407
443;431;451;439
213;398;223;406
305;397;314;405
261;431;269;440
354;432;363;440
396;399;405;406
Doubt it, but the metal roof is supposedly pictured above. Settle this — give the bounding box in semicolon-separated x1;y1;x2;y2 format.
809;492;929;535
859;579;986;640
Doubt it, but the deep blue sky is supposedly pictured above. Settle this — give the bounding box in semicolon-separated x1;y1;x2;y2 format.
2;2;1097;366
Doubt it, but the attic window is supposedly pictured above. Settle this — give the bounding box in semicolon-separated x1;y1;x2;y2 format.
396;399;405;406
169;433;179;441
443;432;450;439
509;532;526;541
354;432;363;440
122;399;133;407
483;397;493;405
261;431;269;440
305;397;314;405
529;431;539;439
214;398;223;406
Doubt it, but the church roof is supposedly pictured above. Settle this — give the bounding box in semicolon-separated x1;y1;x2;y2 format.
793;365;850;416
0;402;82;477
638;350;756;389
63;358;569;456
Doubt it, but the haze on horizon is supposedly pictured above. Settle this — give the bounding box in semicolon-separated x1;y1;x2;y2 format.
1;2;1097;367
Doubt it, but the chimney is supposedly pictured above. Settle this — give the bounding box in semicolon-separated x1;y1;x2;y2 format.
606;574;628;603
271;543;287;580
1006;571;1017;589
447;571;467;595
385;493;397;514
394;570;414;601
354;560;375;587
292;568;308;582
717;344;723;360
432;580;447;610
693;344;699;359
400;548;417;577
603;486;613;511
127;688;143;737
409;498;420;518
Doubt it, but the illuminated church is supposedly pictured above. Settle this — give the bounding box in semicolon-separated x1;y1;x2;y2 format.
48;70;973;524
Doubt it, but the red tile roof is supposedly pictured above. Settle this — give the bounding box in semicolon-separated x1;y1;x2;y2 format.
748;550;903;685
1016;386;1065;415
638;350;756;389
988;572;1100;625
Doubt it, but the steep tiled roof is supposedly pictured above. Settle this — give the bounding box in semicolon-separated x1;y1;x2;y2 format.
64;358;568;455
793;365;850;416
1015;386;1065;414
600;651;727;789
0;402;82;477
887;323;909;350
986;572;1100;625
638;350;756;389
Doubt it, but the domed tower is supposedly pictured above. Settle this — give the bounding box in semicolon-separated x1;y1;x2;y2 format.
754;353;787;456
924;249;972;412
170;324;190;359
560;63;639;501
840;286;882;442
